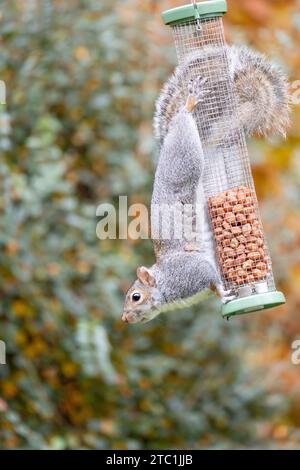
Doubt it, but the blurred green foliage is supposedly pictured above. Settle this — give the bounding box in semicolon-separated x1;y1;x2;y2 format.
0;0;299;449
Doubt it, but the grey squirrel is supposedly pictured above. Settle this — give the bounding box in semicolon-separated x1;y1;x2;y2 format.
122;46;290;324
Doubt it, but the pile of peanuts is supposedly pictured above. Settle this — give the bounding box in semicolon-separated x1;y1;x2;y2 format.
208;185;270;286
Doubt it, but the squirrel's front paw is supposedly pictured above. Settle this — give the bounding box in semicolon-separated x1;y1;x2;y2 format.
186;76;210;112
221;294;236;304
213;283;236;304
220;288;236;304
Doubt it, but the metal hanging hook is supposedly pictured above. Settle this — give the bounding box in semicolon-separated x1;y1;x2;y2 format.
191;0;202;31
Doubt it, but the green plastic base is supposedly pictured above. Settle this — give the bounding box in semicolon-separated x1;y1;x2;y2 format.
222;291;286;319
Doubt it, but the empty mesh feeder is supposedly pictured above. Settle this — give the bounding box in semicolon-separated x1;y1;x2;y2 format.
161;0;285;318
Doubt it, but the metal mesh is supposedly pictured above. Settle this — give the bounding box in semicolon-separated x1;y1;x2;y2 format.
172;17;275;295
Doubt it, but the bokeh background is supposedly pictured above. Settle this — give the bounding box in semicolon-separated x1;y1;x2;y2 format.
0;0;299;449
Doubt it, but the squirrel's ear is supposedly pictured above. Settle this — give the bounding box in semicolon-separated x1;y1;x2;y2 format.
137;267;157;288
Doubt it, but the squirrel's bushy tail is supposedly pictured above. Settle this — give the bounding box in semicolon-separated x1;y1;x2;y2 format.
154;45;290;143
232;46;290;138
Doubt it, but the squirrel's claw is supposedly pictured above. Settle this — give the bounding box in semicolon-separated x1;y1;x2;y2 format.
186;76;210;112
221;293;236;304
220;288;236;304
188;76;208;94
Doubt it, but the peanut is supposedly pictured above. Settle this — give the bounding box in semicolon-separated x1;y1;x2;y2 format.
233;204;244;214
231;226;242;236
242;224;252;236
236;244;245;255
225;212;236;224
230;238;239;249
236;213;247;224
237;253;247;264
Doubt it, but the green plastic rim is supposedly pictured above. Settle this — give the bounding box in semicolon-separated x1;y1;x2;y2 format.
222;291;286;319
162;0;227;26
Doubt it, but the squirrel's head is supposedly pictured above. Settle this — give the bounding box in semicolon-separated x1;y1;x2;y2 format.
122;267;162;324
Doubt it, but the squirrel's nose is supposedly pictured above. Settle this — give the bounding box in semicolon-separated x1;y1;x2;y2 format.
122;313;129;323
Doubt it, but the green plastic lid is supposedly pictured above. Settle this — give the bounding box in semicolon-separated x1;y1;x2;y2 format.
162;0;227;26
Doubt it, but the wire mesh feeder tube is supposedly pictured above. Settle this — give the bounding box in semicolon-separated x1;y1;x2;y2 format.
162;0;285;318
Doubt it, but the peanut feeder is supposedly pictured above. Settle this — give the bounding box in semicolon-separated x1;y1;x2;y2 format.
161;0;285;318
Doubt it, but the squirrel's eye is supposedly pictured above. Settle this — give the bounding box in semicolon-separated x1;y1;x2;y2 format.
132;292;141;302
